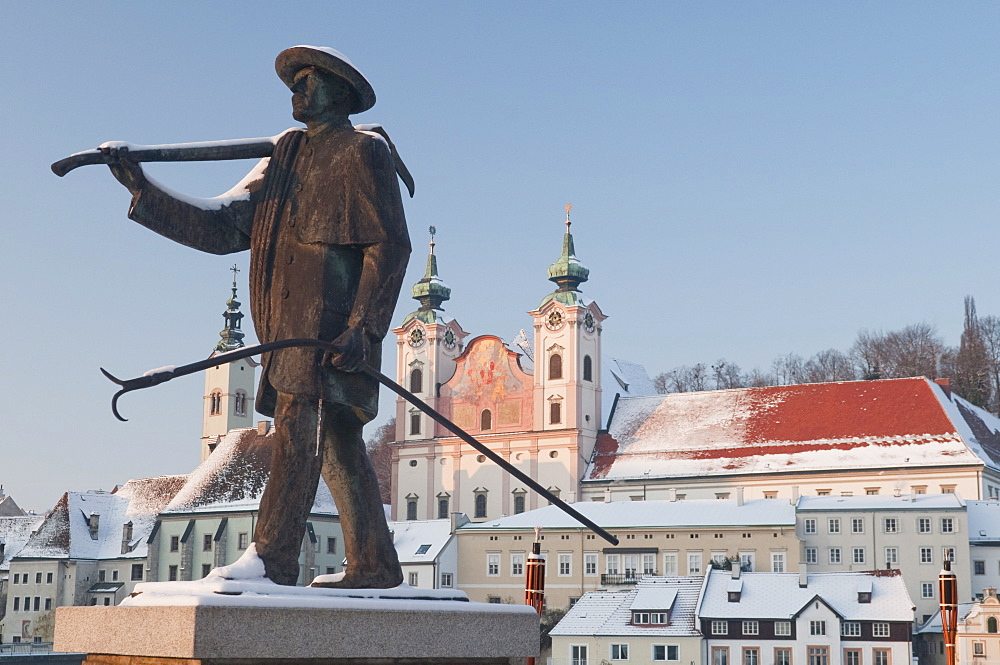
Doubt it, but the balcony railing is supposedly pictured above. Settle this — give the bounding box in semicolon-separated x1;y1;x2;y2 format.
601;571;656;585
0;643;54;655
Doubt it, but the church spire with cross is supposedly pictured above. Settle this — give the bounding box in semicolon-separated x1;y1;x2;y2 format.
540;203;590;307
215;264;246;353
403;225;452;324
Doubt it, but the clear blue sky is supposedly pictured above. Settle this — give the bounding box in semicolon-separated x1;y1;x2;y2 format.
2;2;999;512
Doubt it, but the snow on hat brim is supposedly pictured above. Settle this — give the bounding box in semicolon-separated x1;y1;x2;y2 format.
275;46;376;115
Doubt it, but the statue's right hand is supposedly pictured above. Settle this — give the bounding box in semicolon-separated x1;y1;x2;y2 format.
102;146;147;193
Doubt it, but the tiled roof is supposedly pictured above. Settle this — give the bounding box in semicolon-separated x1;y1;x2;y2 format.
16;475;186;560
698;570;914;622
588;377;1000;482
551;577;703;637
0;515;43;570
459;498;794;531
163;428;337;516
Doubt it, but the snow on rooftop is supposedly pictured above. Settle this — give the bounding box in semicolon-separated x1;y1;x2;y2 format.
588;377;1000;483
163;428;336;516
967;500;1000;541
459;498;794;531
387;519;453;563
601;357;658;429
16;475;187;561
0;515;43;570
551;577;703;637
797;494;966;512
698;570;914;622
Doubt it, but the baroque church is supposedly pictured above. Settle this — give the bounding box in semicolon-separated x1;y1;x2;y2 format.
388;209;655;522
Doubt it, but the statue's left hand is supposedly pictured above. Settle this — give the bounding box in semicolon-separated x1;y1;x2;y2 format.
326;327;369;374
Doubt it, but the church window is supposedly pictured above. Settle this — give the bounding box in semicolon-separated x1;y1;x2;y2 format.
989;617;998;633
583;355;593;381
549;353;563;380
550;401;562;424
234;390;247;416
514;494;526;514
407;499;418;521
209;390;222;415
438;496;450;519
410;412;421;435
410;368;423;393
475;491;488;518
481;409;492;430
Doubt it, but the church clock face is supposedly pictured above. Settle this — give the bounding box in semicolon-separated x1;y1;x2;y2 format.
408;326;425;347
545;309;564;331
443;328;456;349
583;311;596;333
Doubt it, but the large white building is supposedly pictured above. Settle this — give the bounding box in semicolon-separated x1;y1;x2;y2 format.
586;377;1000;503
390;216;656;523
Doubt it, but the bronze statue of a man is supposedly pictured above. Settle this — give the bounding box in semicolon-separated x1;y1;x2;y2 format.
106;46;409;588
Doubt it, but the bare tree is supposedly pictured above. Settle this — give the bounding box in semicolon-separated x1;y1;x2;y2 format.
954;296;992;408
366;417;396;505
981;314;1000;413
771;353;805;386
803;348;856;383
712;359;745;390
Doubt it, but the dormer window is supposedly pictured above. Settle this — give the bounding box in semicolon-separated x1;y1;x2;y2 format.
631;611;668;626
858;591;871;604
728;591;742;602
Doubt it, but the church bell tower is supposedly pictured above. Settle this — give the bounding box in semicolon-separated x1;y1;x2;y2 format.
201;265;258;462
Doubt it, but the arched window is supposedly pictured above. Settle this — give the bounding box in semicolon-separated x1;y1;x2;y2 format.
209;390;222;416
549;353;563;380
410;368;423;393
989;617;998;634
410;412;421;435
583;355;593;382
438;497;450;519
474;493;488;519
481;409;492;430
550;401;562;425
513;495;526;514
406;499;418;521
234;390;247;416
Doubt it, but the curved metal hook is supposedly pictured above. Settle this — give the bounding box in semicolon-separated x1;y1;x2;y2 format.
100;368;129;422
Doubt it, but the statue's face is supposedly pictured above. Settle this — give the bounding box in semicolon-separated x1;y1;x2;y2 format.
291;67;352;122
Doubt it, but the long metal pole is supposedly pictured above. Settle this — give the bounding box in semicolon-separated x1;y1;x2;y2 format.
102;338;619;546
939;559;958;665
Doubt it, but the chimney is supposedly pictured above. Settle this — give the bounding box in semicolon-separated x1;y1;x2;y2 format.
986;588;998;600
935;378;953;400
731;562;741;579
0;485;5;500
257;420;271;435
88;512;100;540
799;563;808;588
450;512;470;534
735;486;744;507
791;486;800;504
668;488;677;502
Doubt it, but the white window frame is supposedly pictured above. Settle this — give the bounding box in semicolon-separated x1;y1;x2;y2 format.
842;622;861;637
918;517;931;534
805;547;818;564
711;620;728;635
653;644;680;662
662;552;678;576
872;623;890;637
810;620;826;636
486;553;500;577
921;582;934;598
584;552;598;576
852;547;865;564
511;552;525;576
920;547;933;564
558;553;572;577
829;547;842;564
851;517;865;534
884;547;898;565
771;552;786;573
774;621;792;636
743;620;759;635
687;552;702;576
828;518;841;534
883;517;898;533
606;553;620;575
804;518;817;534
941;518;955;534
611;643;629;661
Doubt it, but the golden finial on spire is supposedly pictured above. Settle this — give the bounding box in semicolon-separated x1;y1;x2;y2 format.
565;203;572;231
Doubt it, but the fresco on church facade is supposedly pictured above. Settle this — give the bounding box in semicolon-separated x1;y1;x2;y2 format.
444;336;533;432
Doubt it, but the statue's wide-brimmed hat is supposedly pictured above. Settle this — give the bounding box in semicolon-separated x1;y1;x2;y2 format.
275;45;376;115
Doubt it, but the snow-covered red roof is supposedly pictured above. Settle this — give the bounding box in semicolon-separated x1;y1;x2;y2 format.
16;474;186;561
699;569;914;622
163;427;337;516
551;576;703;637
588;377;1000;483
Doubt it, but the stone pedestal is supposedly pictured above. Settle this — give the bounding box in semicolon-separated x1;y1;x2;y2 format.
54;603;538;665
